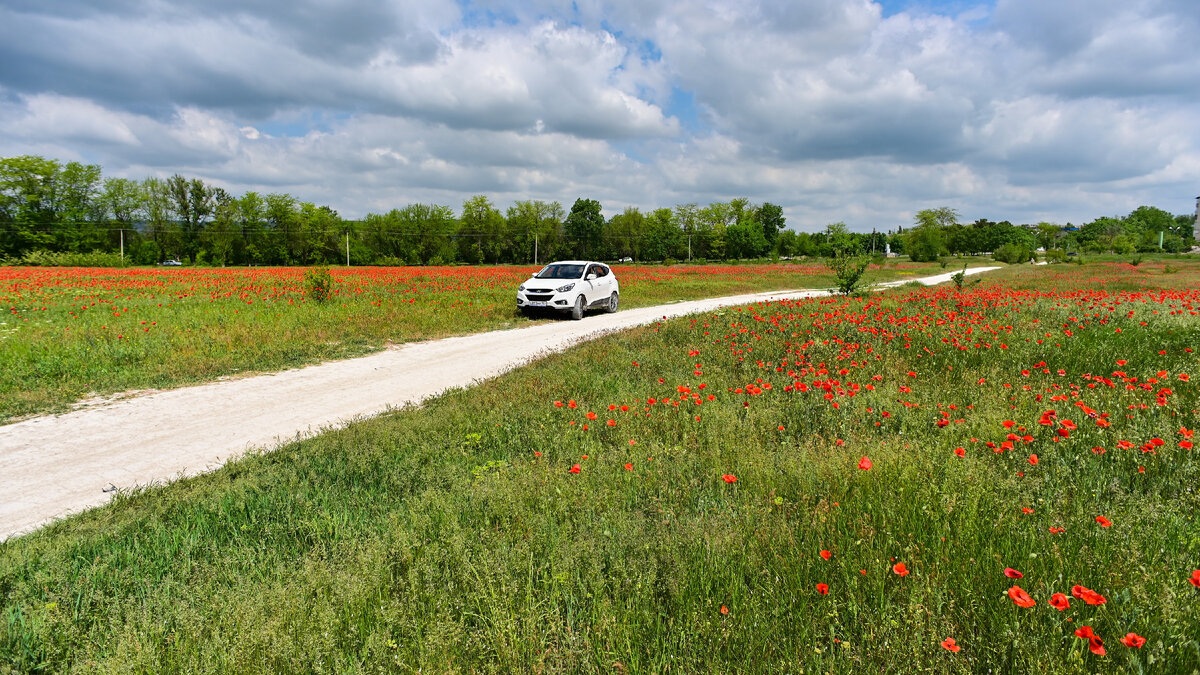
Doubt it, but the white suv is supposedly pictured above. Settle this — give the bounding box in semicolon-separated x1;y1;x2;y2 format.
517;261;620;320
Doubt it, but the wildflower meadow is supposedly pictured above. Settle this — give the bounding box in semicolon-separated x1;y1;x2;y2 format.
1;260;1199;672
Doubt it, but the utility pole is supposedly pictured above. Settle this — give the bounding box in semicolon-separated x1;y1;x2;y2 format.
687;233;692;261
534;233;538;265
345;231;350;266
119;229;124;262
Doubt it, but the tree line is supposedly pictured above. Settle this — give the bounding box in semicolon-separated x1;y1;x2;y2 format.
1;155;1194;266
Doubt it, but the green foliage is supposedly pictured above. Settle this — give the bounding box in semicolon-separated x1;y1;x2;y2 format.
950;265;966;290
564;198;605;259
0;249;126;267
303;267;334;303
993;242;1032;264
826;254;870;295
1043;249;1068;264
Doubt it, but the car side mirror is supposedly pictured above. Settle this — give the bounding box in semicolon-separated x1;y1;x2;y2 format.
586;273;597;281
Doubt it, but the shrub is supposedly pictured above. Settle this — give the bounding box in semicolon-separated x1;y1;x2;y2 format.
993;243;1032;264
826;255;870;295
303;267;334;303
1044;249;1068;264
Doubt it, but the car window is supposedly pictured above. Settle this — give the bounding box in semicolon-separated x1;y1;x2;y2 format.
536;264;584;279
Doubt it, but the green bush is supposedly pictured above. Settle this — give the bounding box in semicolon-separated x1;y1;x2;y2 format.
303;267;334;303
826;255;870;295
1044;249;1068;264
993;243;1032;264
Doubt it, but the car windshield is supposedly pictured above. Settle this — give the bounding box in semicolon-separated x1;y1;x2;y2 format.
535;264;584;280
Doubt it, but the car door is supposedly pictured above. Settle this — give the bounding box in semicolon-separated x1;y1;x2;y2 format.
589;264;613;305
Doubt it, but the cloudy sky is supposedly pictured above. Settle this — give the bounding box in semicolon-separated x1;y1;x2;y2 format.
1;0;1197;231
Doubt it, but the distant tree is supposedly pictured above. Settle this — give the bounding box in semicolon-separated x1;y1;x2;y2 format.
605;207;646;260
1035;222;1061;250
905;208;956;262
167;174;212;261
459;195;506;263
564;198;604;259
642;208;683;261
0;155;60;256
823;222;856;257
507;200;565;263
755;202;786;248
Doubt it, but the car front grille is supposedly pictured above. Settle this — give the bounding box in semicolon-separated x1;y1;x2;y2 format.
525;294;553;301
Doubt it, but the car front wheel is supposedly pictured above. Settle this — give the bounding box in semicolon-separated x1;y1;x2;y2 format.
570;295;585;320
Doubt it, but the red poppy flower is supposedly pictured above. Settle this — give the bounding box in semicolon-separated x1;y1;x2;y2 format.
1022;507;1035;514
1120;633;1146;648
606;419;616;426
1074;626;1106;656
568;464;581;474
892;562;909;576
1003;567;1023;579
1189;569;1200;588
1071;585;1107;605
1048;526;1065;534
858;456;873;470
1049;592;1070;611
1095;516;1112;527
722;474;737;483
940;637;960;653
820;549;831;560
624;463;633;471
586;411;597;420
954;447;966;457
816;583;829;595
1027;454;1038;465
1007;585;1036;607
720;605;728;615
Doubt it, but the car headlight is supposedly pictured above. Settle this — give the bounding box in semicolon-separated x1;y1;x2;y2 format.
518;284;525;291
556;282;575;293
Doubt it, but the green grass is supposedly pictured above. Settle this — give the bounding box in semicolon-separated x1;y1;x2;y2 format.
1;260;961;423
3;261;1199;672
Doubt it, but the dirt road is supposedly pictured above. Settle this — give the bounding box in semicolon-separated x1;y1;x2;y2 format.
0;267;997;540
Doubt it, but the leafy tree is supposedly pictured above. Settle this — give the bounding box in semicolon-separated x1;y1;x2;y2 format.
755;202;786;248
605;207;646;260
564;198;603;259
459;195;506;263
167;174;212;261
0;155;60;256
674;203;699;259
1035;222;1061;250
823;222;856;257
507;200;565;263
642;208;683;261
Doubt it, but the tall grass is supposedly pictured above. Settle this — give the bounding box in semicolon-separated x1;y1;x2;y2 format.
2;263;1198;672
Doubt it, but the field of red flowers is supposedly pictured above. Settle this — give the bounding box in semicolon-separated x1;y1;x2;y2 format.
2;260;1198;672
3;261;934;422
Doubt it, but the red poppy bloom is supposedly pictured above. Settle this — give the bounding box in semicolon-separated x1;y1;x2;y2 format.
858;456;873;470
1189;569;1200;588
1048;526;1065;534
1004;567;1023;579
1120;633;1146;648
1027;454;1038;465
940;637;960;653
1071;585;1107;605
1074;626;1106;656
624;463;633;471
820;549;831;560
1049;592;1070;611
568;464;581;474
1007;585;1036;607
586;411;597;420
954;447;966;457
722;474;737;483
1095;515;1112;527
1022;507;1035;514
816;583;829;595
720;605;728;615
892;562;909;576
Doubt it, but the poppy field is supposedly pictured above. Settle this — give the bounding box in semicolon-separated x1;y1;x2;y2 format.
2;260;1200;672
1;261;955;423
